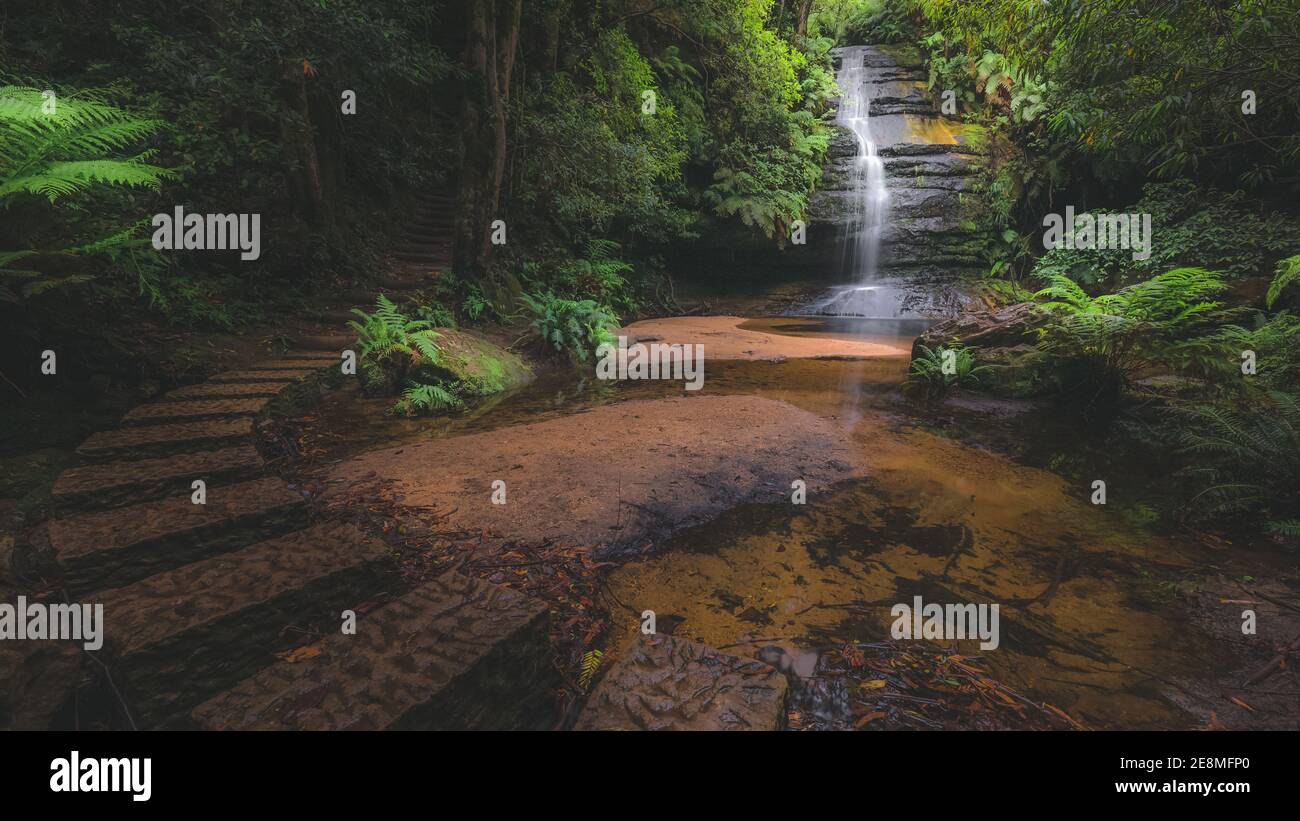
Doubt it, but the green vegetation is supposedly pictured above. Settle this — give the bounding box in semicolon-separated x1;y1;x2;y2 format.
1031;268;1229;415
1;0;845;397
347;293;530;416
0;85;173;303
823;1;1299;537
1176;390;1300;536
517;292;619;363
347;294;445;398
905;344;986;400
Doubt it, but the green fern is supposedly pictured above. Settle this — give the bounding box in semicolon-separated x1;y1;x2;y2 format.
347;294;445;394
1032;267;1230;412
1175;390;1300;530
1267;255;1300;309
0;86;173;204
394;383;462;416
1268;520;1300;538
0;85;174;300
518;291;619;362
906;344;988;400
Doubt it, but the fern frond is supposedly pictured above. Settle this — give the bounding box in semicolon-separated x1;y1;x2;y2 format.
1267;255;1300;309
578;649;604;690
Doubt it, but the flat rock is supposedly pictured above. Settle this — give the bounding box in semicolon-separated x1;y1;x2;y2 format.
77;418;254;460
620;315;909;359
194;573;553;730
49;477;308;594
576;634;788;730
51;445;265;512
325;395;865;558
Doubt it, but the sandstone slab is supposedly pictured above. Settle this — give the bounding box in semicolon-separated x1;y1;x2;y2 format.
576;634;788;731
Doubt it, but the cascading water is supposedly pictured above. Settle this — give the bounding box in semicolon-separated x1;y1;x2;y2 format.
837;49;889;290
799;46;914;319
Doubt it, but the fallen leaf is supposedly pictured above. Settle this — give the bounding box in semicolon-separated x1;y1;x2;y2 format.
278;643;323;663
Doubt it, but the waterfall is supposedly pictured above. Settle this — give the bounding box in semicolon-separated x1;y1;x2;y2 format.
800;46;913;320
838;49;889;287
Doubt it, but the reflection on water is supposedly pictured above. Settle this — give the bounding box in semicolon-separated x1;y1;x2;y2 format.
310;315;1283;729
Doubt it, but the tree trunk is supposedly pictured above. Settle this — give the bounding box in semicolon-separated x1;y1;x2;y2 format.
454;0;522;279
279;58;326;225
795;0;812;37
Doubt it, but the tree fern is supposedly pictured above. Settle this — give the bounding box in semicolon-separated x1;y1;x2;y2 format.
0;86;173;204
0;85;174;300
1175;390;1300;530
1267;254;1300;309
1032;268;1230;412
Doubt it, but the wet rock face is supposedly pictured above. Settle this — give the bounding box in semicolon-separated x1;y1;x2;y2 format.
793;45;994;297
913;301;1046;356
576;634;788;731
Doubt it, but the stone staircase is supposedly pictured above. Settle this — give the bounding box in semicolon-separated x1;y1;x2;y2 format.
392;191;455;270
289;191;457;353
16;349;556;730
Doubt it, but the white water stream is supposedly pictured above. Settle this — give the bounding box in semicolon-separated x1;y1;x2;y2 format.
802;46;912;319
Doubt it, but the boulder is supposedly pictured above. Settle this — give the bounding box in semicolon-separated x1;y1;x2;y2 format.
913;302;1054;397
972;344;1055;398
413;329;531;397
912;301;1046;358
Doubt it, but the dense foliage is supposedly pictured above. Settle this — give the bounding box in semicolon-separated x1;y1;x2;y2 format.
0;0;841;397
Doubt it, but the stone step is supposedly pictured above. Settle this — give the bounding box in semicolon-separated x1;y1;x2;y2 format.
77;417;255;460
52;445;265;512
292;334;355;352
272;350;339;363
407;221;453;233
209;368;320;384
392;251;451;264
121;397;271;427
165;382;292;402
402;235;451;247
375;276;427;290
575;634;789;730
240;359;331;372
49;477;309;596
96;522;396;728
193;572;553;730
395;242;450;255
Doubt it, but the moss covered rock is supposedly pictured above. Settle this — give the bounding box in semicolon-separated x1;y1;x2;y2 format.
413;329;532;397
